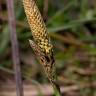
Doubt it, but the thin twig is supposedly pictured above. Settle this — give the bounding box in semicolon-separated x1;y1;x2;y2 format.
43;0;49;21
6;0;24;96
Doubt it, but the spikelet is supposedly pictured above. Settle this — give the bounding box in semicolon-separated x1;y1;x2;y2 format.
23;0;56;82
23;0;61;95
23;0;52;54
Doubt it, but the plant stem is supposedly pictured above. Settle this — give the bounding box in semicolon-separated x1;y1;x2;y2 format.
6;0;24;96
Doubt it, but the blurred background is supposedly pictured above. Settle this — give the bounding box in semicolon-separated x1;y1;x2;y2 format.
0;0;96;96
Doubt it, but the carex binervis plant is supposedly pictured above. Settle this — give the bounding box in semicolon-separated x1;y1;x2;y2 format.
23;0;62;95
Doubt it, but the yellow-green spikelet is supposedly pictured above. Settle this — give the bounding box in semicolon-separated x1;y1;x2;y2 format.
23;0;52;53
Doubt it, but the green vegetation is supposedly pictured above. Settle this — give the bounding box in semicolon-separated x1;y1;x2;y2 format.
0;0;96;95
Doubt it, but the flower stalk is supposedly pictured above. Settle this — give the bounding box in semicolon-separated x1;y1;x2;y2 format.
23;0;61;95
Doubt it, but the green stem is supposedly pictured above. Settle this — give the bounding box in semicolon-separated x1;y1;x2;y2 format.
53;83;62;96
54;88;61;96
50;79;62;96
